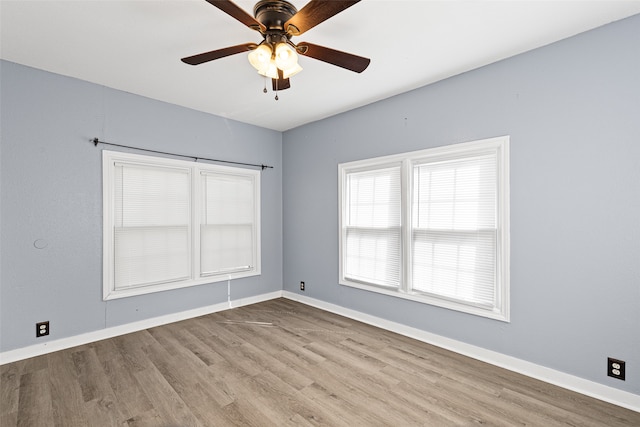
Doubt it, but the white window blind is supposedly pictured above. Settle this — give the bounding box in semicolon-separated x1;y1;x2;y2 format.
113;163;191;290
201;172;255;275
343;165;401;288
339;136;509;321
411;154;497;307
103;150;261;300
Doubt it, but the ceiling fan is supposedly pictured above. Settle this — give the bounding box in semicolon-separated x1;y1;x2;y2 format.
181;0;370;94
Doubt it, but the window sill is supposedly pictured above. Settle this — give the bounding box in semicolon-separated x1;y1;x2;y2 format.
339;279;509;322
103;270;260;300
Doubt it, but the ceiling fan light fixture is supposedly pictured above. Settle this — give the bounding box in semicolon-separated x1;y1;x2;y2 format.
248;43;273;72
252;41;301;80
257;60;279;79
183;0;371;93
282;63;303;79
274;42;298;70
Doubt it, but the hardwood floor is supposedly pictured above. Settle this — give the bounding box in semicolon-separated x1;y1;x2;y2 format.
2;298;639;426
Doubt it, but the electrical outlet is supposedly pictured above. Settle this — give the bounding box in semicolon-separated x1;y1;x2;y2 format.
36;321;50;337
607;357;625;380
300;281;305;291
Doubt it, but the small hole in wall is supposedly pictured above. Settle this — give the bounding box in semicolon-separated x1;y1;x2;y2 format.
34;239;48;249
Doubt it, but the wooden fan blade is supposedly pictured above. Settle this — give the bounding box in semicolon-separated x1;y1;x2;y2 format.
181;43;257;65
205;0;266;32
284;0;360;36
297;42;370;73
272;68;291;90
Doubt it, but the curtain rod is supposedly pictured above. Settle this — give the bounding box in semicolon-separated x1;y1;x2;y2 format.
91;138;273;170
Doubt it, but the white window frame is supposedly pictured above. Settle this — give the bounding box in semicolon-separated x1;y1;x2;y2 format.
103;150;261;300
339;136;510;321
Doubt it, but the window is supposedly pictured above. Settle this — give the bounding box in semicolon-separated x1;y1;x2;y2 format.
343;164;402;288
339;136;509;321
103;150;260;300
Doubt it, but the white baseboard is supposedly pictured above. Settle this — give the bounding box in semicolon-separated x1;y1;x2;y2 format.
3;289;637;412
282;291;640;413
0;290;283;365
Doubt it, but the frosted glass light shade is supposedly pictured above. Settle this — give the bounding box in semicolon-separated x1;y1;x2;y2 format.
282;63;303;78
248;44;272;72
257;60;279;79
274;43;298;70
250;42;302;80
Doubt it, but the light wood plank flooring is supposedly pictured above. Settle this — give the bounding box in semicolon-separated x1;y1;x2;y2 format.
2;298;638;426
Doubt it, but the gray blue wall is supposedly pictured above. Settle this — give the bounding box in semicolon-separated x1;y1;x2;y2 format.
2;14;638;397
283;14;640;394
0;60;283;352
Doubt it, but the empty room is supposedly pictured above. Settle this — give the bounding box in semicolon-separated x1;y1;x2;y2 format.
1;1;639;425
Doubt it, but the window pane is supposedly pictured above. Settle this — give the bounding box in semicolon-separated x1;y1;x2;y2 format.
413;155;496;230
344;166;401;287
411;153;497;307
412;230;496;307
113;164;191;289
202;173;254;224
115;164;190;227
201;224;253;274
114;226;190;289
347;166;401;228
345;226;401;287
201;173;255;275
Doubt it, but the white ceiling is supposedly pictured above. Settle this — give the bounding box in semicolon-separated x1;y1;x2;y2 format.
2;1;640;131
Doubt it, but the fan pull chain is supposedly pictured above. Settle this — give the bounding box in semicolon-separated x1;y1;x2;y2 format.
261;76;279;101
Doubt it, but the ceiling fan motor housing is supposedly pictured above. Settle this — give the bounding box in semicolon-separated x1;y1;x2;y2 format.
253;0;298;33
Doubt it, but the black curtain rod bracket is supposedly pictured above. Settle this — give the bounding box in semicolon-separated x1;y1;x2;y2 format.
91;138;273;170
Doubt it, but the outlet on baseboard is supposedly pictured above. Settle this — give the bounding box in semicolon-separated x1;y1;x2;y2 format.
607;357;625;380
300;281;305;291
